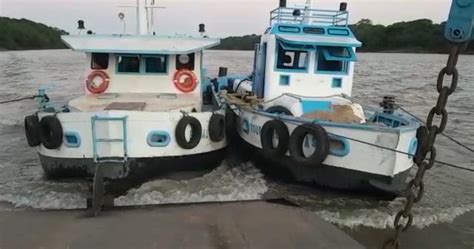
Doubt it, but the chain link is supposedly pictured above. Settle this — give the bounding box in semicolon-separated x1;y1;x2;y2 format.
382;45;462;249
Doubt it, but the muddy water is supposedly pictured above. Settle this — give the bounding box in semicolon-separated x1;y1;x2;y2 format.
0;50;473;248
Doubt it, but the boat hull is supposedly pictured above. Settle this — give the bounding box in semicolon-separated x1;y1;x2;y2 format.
39;148;226;180
235;109;418;197
247;143;411;197
34;109;228;180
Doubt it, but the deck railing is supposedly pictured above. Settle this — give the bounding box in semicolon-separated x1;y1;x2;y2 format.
270;7;349;26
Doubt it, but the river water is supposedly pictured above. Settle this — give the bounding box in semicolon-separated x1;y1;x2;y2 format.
0;50;473;249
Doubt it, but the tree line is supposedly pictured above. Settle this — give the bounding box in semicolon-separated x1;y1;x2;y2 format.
0;17;68;50
0;17;473;53
213;19;474;53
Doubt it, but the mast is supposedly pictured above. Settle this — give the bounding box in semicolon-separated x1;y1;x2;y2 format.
136;0;148;35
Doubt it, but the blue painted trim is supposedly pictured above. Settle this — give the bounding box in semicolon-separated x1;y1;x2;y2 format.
274;43;310;73
278;26;301;33
327;28;350;36
279;75;290;86
315;51;351;75
408;137;418;159
322;47;357;62
147;131;171;147
301;100;332;114
242;118;250;134
332;78;343;88
328;134;350;157
64;132;81;148
271;24;357;38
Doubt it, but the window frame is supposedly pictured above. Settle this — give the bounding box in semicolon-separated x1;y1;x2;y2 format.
315;47;353;75
91;53;110;70
115;54;169;75
116;54;141;74
275;43;309;73
143;55;168;75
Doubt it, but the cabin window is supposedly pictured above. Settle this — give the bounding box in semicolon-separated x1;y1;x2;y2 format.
176;53;195;71
117;55;140;73
145;55;167;73
316;46;356;74
91;53;109;70
276;43;308;71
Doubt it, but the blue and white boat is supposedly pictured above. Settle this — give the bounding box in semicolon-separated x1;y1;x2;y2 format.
23;0;227;181
218;0;420;196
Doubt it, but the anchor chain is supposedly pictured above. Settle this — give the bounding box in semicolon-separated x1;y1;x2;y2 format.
382;45;463;249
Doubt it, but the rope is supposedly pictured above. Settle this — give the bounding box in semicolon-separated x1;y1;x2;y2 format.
398;106;474;153
327;132;474;173
0;95;38;104
236;106;474;173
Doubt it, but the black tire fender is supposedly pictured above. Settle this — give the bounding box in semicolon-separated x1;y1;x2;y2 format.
209;113;225;142
260;119;289;157
175;116;202;149
225;108;237;142
39;116;63;149
265;106;293;116
289;123;330;166
24;115;41;147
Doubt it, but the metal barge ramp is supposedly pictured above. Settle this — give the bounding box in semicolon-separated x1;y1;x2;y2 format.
0;201;364;249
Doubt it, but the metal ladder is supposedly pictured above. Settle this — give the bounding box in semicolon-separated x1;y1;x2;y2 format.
89;115;128;216
91;115;128;163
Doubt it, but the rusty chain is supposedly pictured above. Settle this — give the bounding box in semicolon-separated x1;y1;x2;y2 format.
382;44;463;249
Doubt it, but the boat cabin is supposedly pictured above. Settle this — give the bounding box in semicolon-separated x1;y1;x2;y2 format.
252;2;362;101
62;35;220;112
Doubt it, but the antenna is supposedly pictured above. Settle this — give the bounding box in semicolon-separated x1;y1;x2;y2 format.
118;0;165;35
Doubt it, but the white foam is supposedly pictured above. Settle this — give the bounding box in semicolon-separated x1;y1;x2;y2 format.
0;191;86;210
0;118;22;127
115;162;268;206
316;204;474;229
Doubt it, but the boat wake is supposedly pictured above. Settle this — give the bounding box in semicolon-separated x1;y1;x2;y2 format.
115;162;268;206
0;162;268;210
316;204;474;229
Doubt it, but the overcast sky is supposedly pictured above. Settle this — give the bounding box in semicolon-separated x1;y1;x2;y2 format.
0;0;453;37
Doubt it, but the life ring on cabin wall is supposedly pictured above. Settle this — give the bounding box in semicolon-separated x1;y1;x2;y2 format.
173;69;198;93
86;71;110;94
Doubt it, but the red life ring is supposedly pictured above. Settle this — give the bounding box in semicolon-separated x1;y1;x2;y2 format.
173;69;198;93
86;71;110;94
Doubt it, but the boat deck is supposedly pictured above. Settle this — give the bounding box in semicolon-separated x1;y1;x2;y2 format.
69;93;202;112
0;201;365;249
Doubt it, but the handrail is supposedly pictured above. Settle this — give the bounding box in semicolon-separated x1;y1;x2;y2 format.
270;7;348;26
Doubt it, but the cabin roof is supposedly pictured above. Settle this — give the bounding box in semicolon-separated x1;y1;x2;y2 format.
61;35;221;54
276;33;362;48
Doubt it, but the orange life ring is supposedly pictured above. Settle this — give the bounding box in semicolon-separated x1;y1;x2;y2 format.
173;69;198;93
86;71;110;94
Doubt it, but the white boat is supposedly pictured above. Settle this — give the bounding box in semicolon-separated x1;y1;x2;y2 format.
23;0;227;181
217;0;420;196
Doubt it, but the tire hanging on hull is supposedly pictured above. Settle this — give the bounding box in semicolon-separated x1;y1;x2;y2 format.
175;116;202;149
209;113;226;142
225;108;237;142
24;115;41;147
39;116;63;149
288;123;330;166
260;119;289;157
